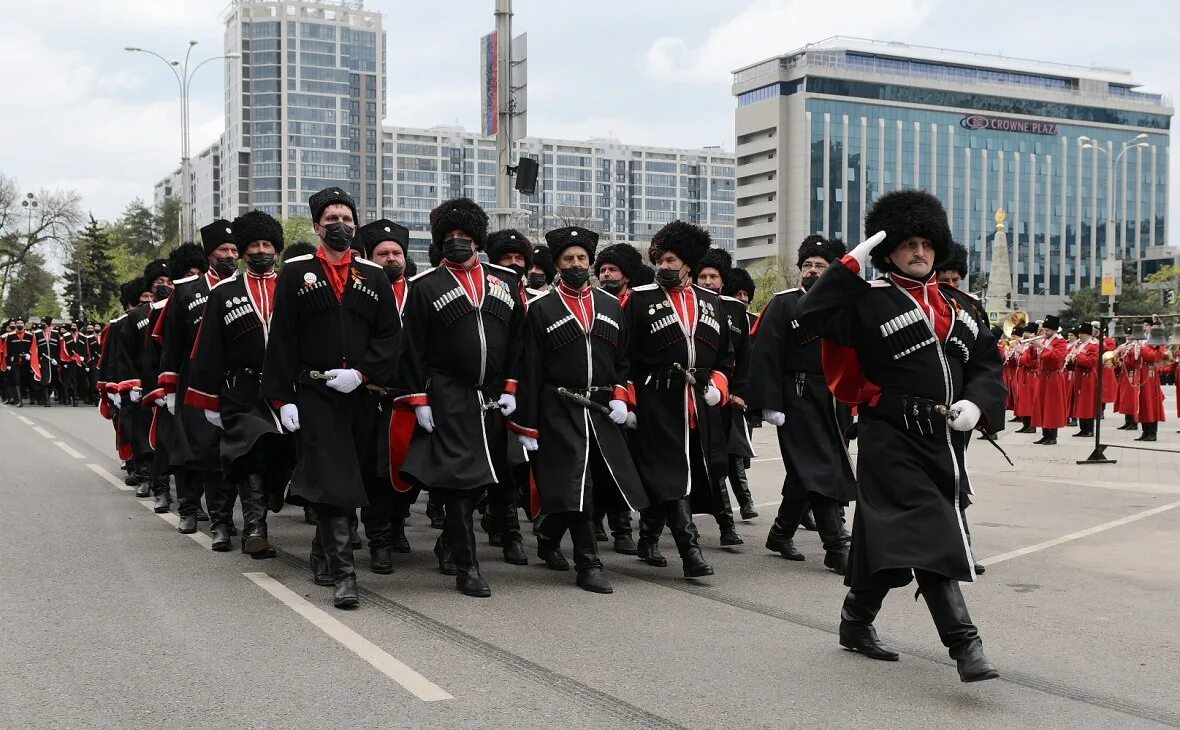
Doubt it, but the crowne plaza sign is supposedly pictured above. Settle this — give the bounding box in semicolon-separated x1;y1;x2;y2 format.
960;113;1059;136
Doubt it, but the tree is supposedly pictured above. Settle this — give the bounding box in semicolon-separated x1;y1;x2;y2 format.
156;196;181;247
1059;286;1103;324
1145;264;1177;284
108;198;161;259
0;174;84;303
63;215;121;321
282;216;317;248
3;252;57;320
749;255;800;313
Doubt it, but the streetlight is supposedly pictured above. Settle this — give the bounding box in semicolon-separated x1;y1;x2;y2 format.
20;192;38;236
124;42;241;243
1079;135;1151;259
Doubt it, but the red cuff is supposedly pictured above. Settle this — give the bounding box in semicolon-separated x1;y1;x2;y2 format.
143;388;166;407
117;379;141;394
503;379;518;395
394;393;428;409
626;381;637;408
840;254;861;275
185;387;221;412
507;420;538;439
612;385;628;405
271;400;286;411
159;372;179;393
710;371;730;406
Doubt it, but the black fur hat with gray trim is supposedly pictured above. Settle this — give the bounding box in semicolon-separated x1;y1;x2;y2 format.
308;186;357;225
231;210;285;253
486;229;532;268
142;258;170;285
545;226;599;264
429;197;488;251
120;278;146;308
358;219;409;258
864;189;952;273
648;220;711;271
531;244;556;280
695;247;733;287
167;243;208;279
796;235;846;267
724;267;756;301
594;243;643;282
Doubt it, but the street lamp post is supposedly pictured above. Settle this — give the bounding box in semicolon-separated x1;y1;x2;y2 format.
20;192;38;236
125;43;240;244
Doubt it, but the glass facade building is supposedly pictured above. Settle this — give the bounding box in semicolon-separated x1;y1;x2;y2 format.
221;0;385;223
732;37;1173;314
382;126;736;265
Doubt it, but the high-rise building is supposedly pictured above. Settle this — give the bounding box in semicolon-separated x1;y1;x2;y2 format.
731;36;1173;314
220;0;385;223
153;139;223;230
381;125;735;264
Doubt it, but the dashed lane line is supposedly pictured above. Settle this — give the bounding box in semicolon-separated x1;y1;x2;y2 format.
54;441;85;459
243;571;453;702
86;463;133;491
136;499;213;550
16;415;34;425
32;426;55;439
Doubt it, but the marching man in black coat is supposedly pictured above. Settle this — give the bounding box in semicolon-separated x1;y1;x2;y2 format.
509;227;649;593
261;188;401;609
626;221;734;579
796;190;1005;683
188;212;292;556
394;198;525;598
747;236;856;572
720;266;760;519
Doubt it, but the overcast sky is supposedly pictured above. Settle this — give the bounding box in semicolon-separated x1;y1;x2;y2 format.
3;0;1176;231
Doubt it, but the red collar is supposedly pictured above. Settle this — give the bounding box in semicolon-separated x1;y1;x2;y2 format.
557;281;592;299
888;271;939;294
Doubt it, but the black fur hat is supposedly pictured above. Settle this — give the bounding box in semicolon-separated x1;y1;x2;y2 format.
724;267;756;301
428;244;443;268
594;243;643;282
486;229;532;268
282;241;317;262
649;220;711;271
308;186;357;225
168;243;208;279
232;210;285;253
120;278;146;308
864;189;951;273
796;235;827;267
142;258;169;285
357;219;409;258
404;258;418;278
695;247;733;286
531;244;556;279
632;263;655;287
199;219;236;257
430;197;488;251
545;226;598;264
937;243;969;277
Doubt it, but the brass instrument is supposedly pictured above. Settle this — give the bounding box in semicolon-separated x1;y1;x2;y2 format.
1002;310;1030;338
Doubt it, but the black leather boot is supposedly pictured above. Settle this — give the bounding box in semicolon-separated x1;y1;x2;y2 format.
1036;428;1057;445
668;498;713;578
636;507;667;567
799;509;817;531
715;483;743;546
812;499;851;575
1015;416;1036;434
570;516;613;594
370;545;394;575
593;515;608;542
498;489;528;566
303;505;318;525
310;526;333;586
1134;422;1158;442
1116;414;1135;430
446;492;490;597
239;473;271;557
728;455;758;520
319;514;359;609
918;577;997;682
608;511;637;555
390;516;411;553
349;511;362;550
766;498;805;560
426;491;445;529
151;474;171;514
839;587;898;661
433;533;458;575
537;516;570;571
173;471;197;533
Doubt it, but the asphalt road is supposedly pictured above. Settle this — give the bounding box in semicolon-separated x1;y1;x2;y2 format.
1;399;1178;728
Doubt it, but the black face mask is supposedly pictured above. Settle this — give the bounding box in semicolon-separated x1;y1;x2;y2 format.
527;272;549;289
599;279;625;295
655;267;683;289
153;284;172;300
506;263;526;279
560;266;590;289
383;264;404;283
801;274;818;290
211;257;238;278
246;252;275;273
443;237;474;264
322;222;356;252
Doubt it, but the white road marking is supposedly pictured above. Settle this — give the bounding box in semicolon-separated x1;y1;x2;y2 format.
54;441;85;459
980;500;1180;567
86;463;133;491
33;426;55;438
136;499;213;550
243;572;453;702
750;456;783;463
17;415;34;425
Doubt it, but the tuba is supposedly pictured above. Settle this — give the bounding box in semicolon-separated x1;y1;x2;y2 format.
1002;310;1030;338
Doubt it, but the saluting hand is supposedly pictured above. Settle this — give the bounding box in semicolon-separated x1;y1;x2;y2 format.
848;231;887;271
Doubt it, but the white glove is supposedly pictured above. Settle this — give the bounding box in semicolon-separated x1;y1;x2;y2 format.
624;411;638;430
947;400;981;432
848;230;887;269
703;383;721;407
129;388;142;403
163;393;176;414
497;392;516;416
415;405;435;433
204;409;223;429
108;391;121;408
324;368;363;394
50;358;58;366
24;353;31;361
518;434;538;452
763;409;786;427
608;399;628;425
280;403;301;432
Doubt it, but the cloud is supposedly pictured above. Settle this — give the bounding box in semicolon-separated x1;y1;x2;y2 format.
644;0;935;82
